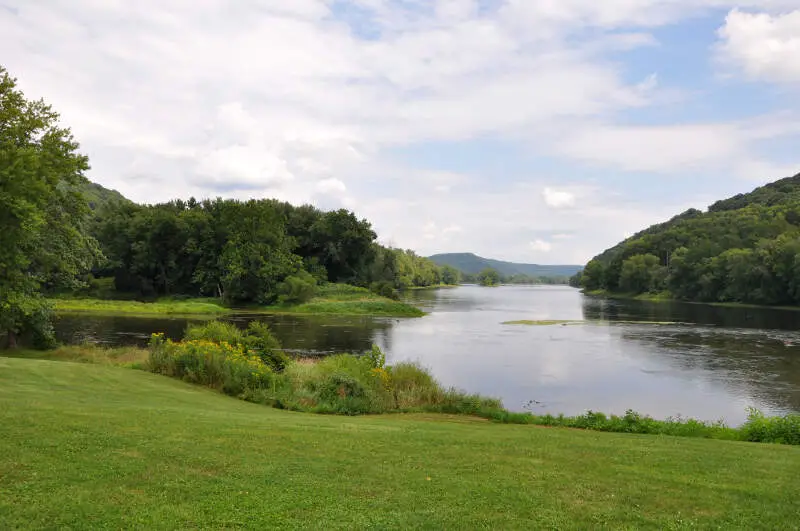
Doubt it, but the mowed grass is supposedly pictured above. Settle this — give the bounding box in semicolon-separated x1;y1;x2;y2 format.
2;358;799;529
51;297;230;316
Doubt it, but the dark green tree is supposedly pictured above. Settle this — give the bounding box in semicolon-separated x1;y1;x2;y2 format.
477;268;501;287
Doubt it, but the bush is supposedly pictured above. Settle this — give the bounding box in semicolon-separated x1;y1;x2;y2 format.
370;281;399;300
148;333;274;402
242;321;288;371
184;321;244;345
277;271;318;304
741;408;800;445
364;344;386;369
184;320;289;372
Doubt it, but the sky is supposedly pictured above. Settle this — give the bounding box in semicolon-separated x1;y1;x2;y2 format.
2;0;799;265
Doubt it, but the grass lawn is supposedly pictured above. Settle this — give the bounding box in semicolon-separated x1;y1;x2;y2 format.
2;357;799;529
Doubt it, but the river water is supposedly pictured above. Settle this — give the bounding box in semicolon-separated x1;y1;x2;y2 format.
54;285;800;425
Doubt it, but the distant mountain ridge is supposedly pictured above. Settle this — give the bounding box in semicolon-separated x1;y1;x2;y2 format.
428;252;582;277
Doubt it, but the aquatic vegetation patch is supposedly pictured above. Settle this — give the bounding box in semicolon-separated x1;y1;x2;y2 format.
502;320;581;326
502;319;684;326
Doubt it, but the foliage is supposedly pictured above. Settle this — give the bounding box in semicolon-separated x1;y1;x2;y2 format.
184;321;288;372
364;344;386;369
148;333;275;401
92;198;457;303
276;270;318;304
581;172;800;305
740;407;800;445
0;66;99;348
478;267;501;286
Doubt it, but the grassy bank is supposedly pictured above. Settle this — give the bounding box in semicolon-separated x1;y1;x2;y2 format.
583;289;673;302
13;334;799;444
263;284;425;317
2;357;799;529
50;297;230;316
51;284;424;318
583;290;800;311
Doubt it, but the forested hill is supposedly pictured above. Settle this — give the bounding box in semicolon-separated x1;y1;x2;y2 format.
576;172;800;305
79;182;130;211
429;253;582;278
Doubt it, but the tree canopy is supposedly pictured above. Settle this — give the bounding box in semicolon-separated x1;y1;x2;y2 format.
0;66;99;347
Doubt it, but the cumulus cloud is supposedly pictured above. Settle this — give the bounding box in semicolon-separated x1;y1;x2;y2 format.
717;9;800;85
543;188;577;208
530;239;553;253
1;0;798;262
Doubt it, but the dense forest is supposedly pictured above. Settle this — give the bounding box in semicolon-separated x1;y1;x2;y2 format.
87;195;462;304
0;65;458;347
574;173;800;305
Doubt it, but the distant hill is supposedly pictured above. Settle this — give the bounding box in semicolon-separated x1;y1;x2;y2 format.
428;253;582;278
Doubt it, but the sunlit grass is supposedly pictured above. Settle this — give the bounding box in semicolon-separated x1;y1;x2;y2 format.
1;357;799;529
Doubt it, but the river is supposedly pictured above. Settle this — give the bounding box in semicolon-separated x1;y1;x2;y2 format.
54;285;800;425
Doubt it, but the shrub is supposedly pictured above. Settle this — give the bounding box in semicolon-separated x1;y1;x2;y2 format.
184;321;244;346
184;320;288;372
148;333;274;402
242;321;288;372
741;408;800;445
277;271;318;304
364;344;386;369
370;281;399;300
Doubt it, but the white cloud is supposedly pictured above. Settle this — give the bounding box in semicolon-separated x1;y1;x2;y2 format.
530;239;553;253
316;178;347;195
1;0;798;263
543;188;577;208
717;9;800;85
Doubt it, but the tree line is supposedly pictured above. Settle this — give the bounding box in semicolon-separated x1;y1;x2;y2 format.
573;173;800;306
89;197;462;304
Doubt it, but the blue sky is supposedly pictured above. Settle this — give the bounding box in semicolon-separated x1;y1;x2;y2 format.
2;0;798;264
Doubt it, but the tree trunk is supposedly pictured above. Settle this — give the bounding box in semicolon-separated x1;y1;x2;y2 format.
160;263;169;296
6;329;17;349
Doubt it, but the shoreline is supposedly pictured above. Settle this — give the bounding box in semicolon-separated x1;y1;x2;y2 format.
50;292;425;319
582;290;800;311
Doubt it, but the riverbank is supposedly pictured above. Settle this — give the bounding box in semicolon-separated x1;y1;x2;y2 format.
50;284;425;318
8;343;798;443
1;356;798;529
50;297;230;316
583;290;800;311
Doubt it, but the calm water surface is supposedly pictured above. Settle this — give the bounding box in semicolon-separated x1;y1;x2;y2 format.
54;286;800;425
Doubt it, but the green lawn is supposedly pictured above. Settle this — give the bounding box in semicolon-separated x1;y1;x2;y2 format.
2;357;799;529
